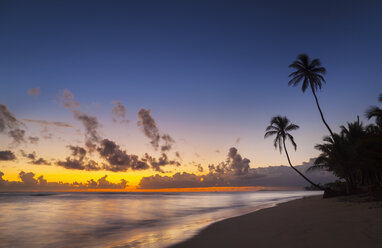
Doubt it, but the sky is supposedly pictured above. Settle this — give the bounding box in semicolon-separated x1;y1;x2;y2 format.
0;0;381;190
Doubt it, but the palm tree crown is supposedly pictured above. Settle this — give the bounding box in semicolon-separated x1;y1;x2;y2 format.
265;115;323;190
264;116;299;153
365;93;382;126
288;54;326;92
288;54;334;138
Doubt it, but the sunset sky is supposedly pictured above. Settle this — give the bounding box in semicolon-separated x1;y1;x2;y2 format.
0;0;381;190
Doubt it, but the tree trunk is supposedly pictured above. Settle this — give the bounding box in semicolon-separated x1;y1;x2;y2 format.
283;139;324;190
311;87;335;138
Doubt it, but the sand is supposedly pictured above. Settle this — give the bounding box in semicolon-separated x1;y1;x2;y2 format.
169;196;382;248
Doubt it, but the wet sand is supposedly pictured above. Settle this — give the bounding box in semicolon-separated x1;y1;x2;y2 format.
169;196;382;248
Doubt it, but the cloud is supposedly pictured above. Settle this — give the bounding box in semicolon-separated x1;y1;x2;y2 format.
86;175;128;189
20;150;51;165
139;147;259;189
0;150;16;161
111;100;129;124
41;127;53;139
142;153;180;173
22;119;72;128
28;136;39;145
73;111;101;151
0;171;128;191
0;103;19;132
59;89;80;109
58;90;101;152
175;151;181;159
160;134;175;152
97;139;150;172
56;145;101;171
137;108;175;152
27;87;40;97
8;129;26;144
195;163;204;172
0;103;30;146
137;108;160;150
226;147;250;175
138;149;337;189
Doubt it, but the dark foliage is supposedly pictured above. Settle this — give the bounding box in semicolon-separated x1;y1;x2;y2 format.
310;95;382;194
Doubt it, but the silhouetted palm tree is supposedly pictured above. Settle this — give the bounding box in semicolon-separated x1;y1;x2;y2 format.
365;93;382;126
265;115;323;189
288;54;334;138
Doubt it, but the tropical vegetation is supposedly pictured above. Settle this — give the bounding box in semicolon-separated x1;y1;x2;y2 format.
265;115;323;190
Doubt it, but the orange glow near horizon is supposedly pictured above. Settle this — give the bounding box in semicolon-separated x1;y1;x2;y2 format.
0;186;303;193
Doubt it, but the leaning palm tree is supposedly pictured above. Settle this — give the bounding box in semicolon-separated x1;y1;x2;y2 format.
265;115;323;189
288;54;334;138
365;93;382;126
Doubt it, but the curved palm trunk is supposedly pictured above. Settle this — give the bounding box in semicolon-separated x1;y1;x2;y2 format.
311;88;335;138
283;139;324;190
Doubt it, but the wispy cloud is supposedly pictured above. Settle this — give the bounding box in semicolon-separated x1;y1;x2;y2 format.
27;87;40;97
111;100;129;124
23;119;72;128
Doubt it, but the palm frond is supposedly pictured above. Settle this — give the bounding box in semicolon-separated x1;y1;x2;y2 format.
264;130;277;138
287;133;297;150
285;123;299;131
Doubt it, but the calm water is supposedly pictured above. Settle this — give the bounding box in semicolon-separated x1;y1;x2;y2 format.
0;191;322;248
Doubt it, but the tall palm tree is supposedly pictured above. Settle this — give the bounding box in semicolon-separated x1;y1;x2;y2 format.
365;93;382;126
288;54;334;138
265;115;323;189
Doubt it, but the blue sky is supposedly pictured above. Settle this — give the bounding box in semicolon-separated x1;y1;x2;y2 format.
1;0;382;178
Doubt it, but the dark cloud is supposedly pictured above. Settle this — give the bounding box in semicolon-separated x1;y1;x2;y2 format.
97;139;150;172
73;111;101;151
161;134;175;152
0;102;19;132
27;87;40;97
226;147;250;175
139;147;258;189
195;163;204;172
28;136;39;145
139;157;337;189
0;150;16;161
23;119;72;128
138;148;336;189
8;129;26;144
0;171;128;191
20;150;51;165
137;108;160;150
86;175;128;190
137;108;175;152
111;100;129;124
59;90;102;151
56;145;101;171
142;153;180;173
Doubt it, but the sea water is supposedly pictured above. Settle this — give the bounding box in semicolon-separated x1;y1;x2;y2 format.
0;191;322;248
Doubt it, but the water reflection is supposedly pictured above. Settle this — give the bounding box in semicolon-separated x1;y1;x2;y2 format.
0;191;322;248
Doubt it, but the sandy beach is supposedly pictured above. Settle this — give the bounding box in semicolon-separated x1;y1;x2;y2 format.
170;196;382;248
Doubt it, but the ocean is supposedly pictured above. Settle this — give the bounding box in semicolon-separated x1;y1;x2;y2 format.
0;190;322;248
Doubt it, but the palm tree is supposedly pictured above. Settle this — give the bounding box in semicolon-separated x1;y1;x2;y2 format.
365;93;382;126
265;115;323;189
288;54;334;138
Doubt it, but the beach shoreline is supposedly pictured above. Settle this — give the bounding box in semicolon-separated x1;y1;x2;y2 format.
169;195;382;248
